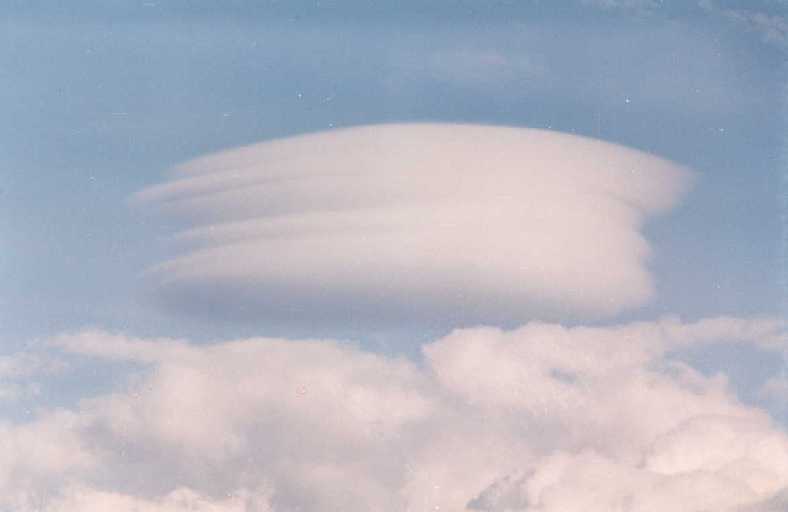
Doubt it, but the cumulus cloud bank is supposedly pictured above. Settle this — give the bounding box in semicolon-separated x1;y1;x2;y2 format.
135;124;690;325
1;317;786;511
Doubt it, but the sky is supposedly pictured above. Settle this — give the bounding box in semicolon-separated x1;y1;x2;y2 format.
1;0;788;511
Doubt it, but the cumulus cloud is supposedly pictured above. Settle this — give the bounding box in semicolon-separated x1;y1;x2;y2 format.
134;124;691;326
1;317;786;511
44;486;274;512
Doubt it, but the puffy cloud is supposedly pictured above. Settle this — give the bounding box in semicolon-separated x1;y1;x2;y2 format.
468;448;773;511
135;124;691;326
1;316;786;511
740;489;788;512
44;486;274;512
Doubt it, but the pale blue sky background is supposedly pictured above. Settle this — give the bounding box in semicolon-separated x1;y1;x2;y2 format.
1;1;786;413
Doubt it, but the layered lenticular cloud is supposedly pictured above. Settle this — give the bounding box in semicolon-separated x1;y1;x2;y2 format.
4;124;785;511
135;124;691;324
1;318;786;511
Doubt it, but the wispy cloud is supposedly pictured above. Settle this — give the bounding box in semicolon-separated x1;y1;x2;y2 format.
0;353;66;402
700;0;788;49
580;0;662;11
722;9;787;48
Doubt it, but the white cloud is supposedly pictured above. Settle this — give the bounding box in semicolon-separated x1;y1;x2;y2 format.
134;124;691;325
0;316;786;511
469;448;775;511
740;489;788;512
45;486;274;512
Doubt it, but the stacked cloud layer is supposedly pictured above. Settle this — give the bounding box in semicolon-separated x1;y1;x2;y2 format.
134;124;691;324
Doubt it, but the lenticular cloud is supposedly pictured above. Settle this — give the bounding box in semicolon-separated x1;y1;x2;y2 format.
135;124;691;324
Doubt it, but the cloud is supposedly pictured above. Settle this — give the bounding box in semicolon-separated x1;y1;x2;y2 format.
700;1;788;49
1;316;786;511
759;373;788;405
740;489;788;512
44;486;274;512
722;9;787;48
580;0;661;11
134;124;691;326
0;353;66;402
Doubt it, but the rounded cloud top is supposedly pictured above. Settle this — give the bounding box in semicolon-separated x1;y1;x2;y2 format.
135;123;691;325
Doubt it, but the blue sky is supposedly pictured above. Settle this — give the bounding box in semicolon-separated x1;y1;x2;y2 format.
2;0;786;348
1;2;788;510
